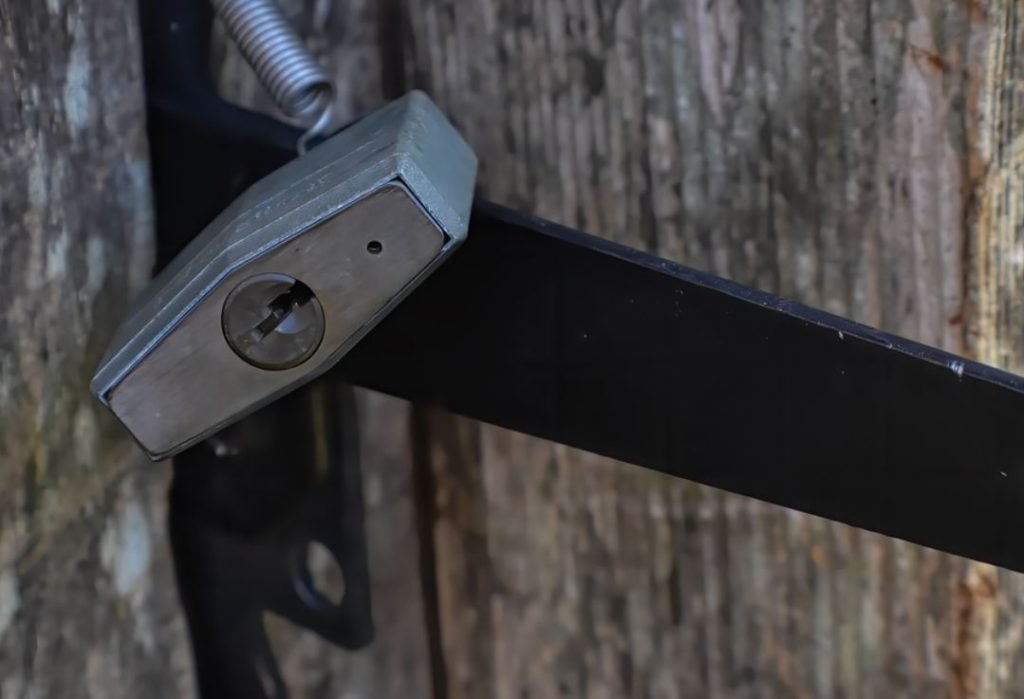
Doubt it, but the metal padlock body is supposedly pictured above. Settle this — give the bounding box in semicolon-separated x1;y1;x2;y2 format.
93;92;477;459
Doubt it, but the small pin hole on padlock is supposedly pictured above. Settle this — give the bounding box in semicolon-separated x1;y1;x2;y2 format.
366;240;383;255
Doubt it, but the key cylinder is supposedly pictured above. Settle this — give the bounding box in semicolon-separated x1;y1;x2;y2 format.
222;273;325;370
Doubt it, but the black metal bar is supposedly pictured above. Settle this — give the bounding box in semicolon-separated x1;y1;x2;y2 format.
171;377;372;698
339;202;1024;573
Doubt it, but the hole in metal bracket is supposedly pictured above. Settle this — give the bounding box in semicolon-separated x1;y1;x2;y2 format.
366;240;383;255
293;540;346;607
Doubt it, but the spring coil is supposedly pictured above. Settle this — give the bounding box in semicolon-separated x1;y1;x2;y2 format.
212;0;334;147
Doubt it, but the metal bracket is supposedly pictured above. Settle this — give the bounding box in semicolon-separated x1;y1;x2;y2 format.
171;380;372;698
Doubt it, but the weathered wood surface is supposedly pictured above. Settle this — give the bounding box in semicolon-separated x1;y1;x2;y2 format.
6;1;1024;698
0;0;194;696
397;0;1024;697
967;3;1024;696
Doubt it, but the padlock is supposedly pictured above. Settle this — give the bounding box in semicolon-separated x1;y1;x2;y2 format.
92;91;477;459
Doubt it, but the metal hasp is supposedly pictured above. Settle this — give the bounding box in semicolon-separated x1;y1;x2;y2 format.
91;91;477;459
170;377;371;699
340;204;1024;573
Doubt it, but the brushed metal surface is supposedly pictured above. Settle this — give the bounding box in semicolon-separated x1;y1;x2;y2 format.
109;185;442;457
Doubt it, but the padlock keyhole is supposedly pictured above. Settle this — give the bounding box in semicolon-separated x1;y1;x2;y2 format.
256;282;315;339
222;273;326;371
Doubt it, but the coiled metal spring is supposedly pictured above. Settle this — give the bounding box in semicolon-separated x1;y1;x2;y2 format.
212;0;334;149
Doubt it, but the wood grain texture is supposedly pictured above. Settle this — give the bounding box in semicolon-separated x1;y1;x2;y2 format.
966;2;1024;697
214;2;435;696
0;0;193;695
396;1;1024;697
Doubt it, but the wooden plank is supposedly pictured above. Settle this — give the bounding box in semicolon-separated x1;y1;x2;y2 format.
398;1;1024;697
964;2;1024;696
0;0;194;696
213;2;435;696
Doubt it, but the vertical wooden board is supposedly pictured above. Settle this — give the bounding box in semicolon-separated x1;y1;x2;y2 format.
213;2;434;696
399;1;1022;697
0;0;194;696
967;2;1024;697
